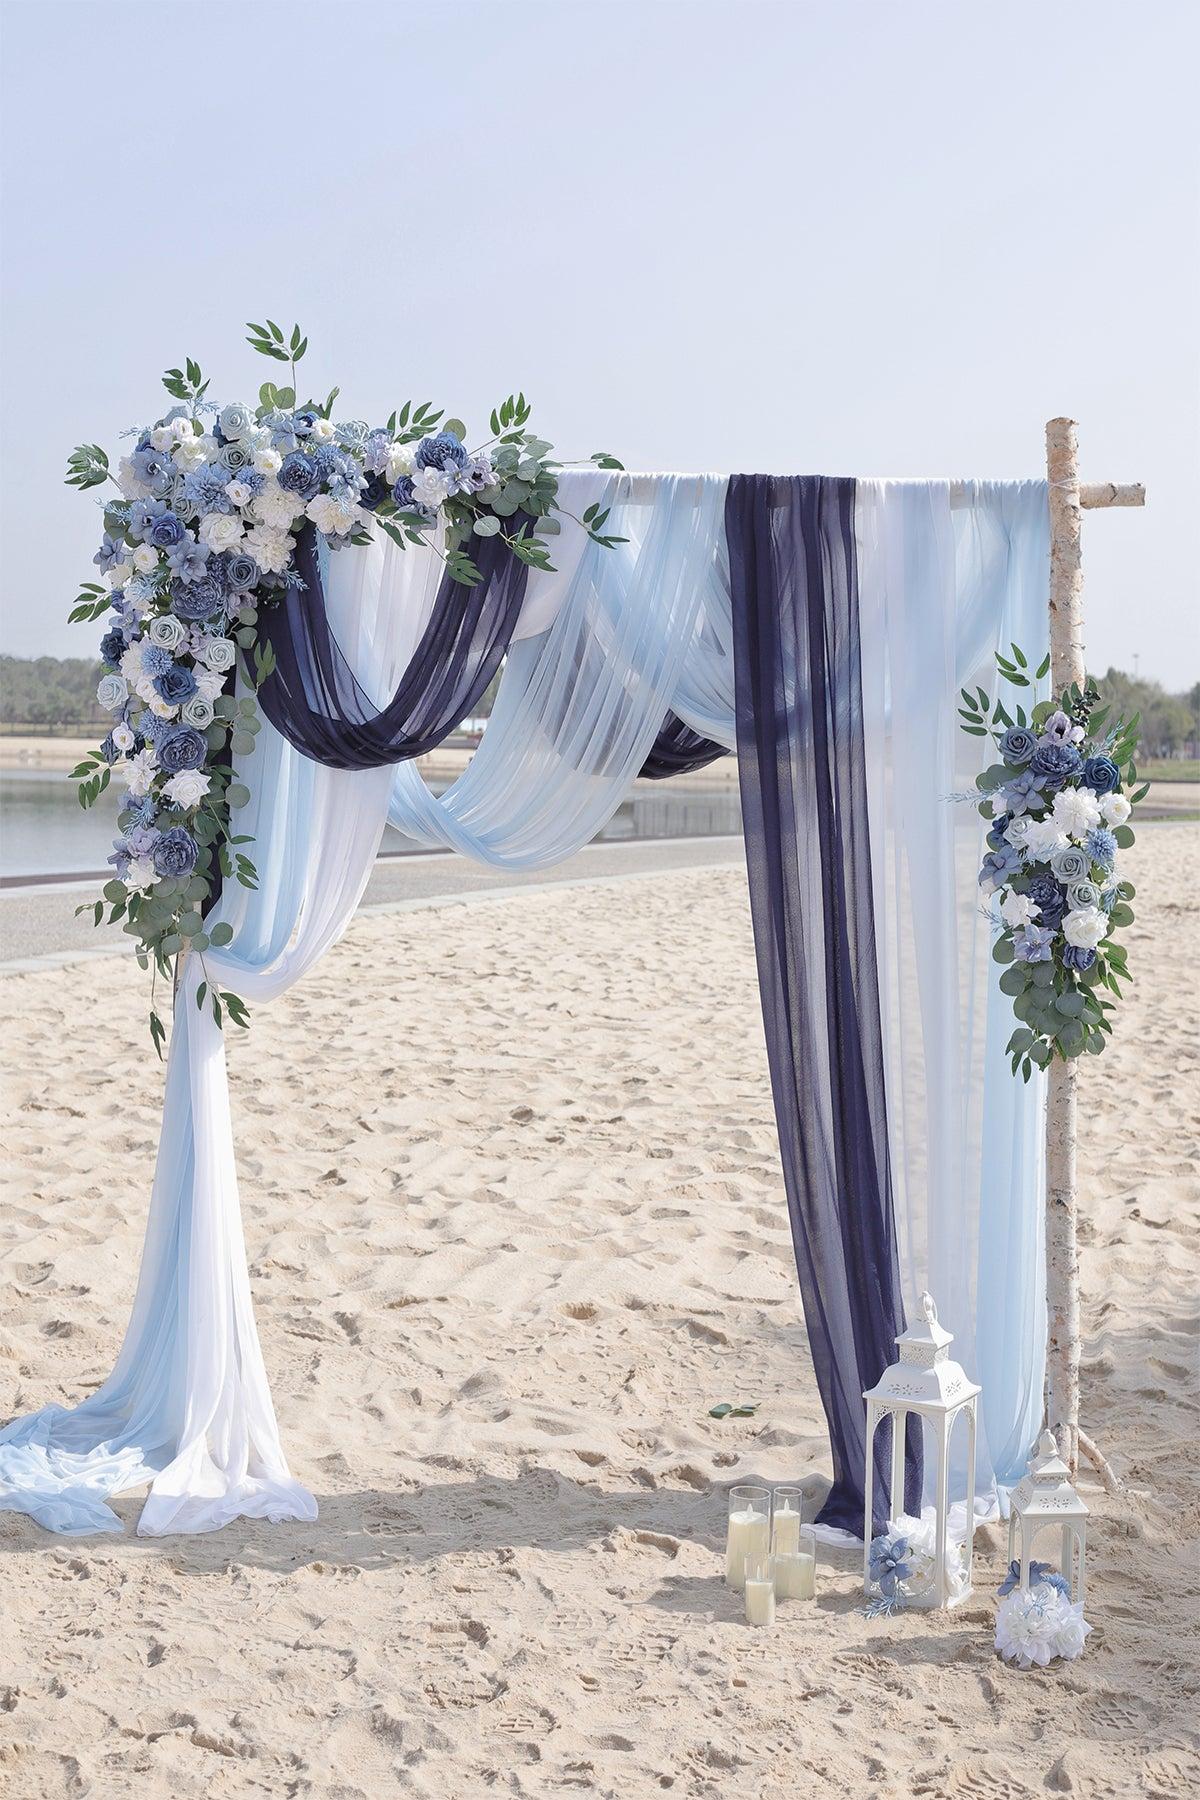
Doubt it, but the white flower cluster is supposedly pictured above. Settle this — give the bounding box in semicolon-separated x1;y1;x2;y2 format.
995;1581;1092;1669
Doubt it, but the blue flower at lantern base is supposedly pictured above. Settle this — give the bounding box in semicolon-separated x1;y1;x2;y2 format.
997;1559;1071;1599
867;1533;913;1614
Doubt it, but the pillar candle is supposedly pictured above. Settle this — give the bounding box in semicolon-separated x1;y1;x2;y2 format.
725;1507;770;1588
774;1550;816;1599
773;1504;801;1556
744;1573;776;1626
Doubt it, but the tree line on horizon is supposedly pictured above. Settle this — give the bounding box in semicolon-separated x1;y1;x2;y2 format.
1;651;1197;756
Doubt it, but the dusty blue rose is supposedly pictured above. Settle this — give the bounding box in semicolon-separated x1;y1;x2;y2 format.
148;510;187;550
1067;879;1101;912
1050;845;1089;885
99;626;126;666
152;827;199;879
1030;741;1083;786
221;551;260;593
218;402;254;441
157;725;207;774
1061;945;1096;972
1081;754;1120;795
153;664;199;706
999;726;1037;766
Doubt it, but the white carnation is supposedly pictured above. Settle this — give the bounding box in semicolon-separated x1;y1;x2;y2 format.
163;770;211;809
1023;817;1071;861
124;749;158;797
386;441;415;482
305;492;361;536
119;643;145;682
1100;792;1132;827
244;523;293;574
1052;785;1102;840
1062;906;1108;950
198;511;245;553
252;483;306;530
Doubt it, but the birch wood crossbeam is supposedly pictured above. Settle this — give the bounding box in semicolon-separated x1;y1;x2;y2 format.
1080;483;1144;509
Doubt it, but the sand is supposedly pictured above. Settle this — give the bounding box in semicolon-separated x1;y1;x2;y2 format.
1;825;1197;1799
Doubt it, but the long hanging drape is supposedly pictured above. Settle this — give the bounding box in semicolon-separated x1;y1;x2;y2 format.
1;466;1050;1541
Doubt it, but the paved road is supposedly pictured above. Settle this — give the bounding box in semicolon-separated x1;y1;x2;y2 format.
0;835;748;970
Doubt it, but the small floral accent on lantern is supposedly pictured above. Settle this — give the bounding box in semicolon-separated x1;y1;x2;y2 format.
866;1513;969;1616
995;1581;1092;1669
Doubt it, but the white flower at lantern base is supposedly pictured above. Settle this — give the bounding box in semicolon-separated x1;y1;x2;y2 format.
995;1582;1092;1669
863;1292;981;1611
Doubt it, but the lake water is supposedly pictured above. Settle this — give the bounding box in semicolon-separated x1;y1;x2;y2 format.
0;767;743;880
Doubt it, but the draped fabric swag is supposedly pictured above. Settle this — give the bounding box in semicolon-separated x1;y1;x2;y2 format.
0;468;1049;1541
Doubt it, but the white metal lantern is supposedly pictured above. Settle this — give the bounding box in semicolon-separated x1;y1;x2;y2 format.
863;1291;981;1610
1007;1428;1089;1604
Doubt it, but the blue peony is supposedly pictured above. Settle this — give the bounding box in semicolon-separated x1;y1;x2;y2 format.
1014;923;1056;963
414;431;468;472
1081;754;1120;795
148;510;187;550
1061;945;1097;972
1028;873;1067;925
152;827;199;879
153;664;199;706
157;724;207;774
1030;741;1083;786
182;464;233;515
171;573;225;622
999;726;1038;766
166;537;209;581
99;625;126;667
278;450;321;500
1086;827;1117;869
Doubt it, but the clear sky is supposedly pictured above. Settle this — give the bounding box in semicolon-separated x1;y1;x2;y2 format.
1;0;1196;684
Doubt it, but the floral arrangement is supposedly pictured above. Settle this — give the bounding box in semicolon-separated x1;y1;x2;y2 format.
865;1513;968;1616
67;321;623;1049
994;1563;1091;1668
962;647;1148;1080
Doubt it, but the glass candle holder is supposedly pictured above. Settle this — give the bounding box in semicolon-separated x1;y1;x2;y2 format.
743;1551;776;1626
774;1525;817;1600
772;1487;804;1556
725;1485;771;1589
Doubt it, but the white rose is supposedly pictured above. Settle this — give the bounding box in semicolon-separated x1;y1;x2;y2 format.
112;722;136;753
253;446;283;476
147;693;177;719
163;770;210;809
309;417;336;443
170;416;198;442
132;543;160;574
385;441;415;482
1100;793;1131;827
1000;887;1038;928
226;479;254;508
197;435;220;459
410;467;452;509
244;523;293;574
108;560;134;589
126;856;159;893
1062;906;1108;950
1052;785;1101;841
150;425;178;452
173;435;208;472
198;511;245;553
192;667;226;703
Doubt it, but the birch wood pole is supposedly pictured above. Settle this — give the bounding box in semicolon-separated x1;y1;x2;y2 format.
1043;418;1143;1489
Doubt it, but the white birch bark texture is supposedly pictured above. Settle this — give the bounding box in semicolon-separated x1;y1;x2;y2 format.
1045;416;1085;1474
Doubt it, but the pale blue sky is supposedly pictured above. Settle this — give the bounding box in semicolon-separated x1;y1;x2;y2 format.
2;0;1196;684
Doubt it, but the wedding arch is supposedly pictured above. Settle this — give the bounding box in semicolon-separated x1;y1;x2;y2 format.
0;407;1140;1539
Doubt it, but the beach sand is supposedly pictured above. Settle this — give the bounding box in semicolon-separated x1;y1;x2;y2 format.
1;825;1196;1798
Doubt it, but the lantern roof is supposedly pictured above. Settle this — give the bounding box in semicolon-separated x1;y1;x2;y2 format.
862;1291;980;1412
1009;1429;1090;1520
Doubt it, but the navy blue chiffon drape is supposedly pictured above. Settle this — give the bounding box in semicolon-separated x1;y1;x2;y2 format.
256;523;528;770
726;474;919;1534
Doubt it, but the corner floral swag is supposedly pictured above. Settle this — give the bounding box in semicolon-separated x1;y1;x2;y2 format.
960;647;1148;1080
67;321;624;1050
